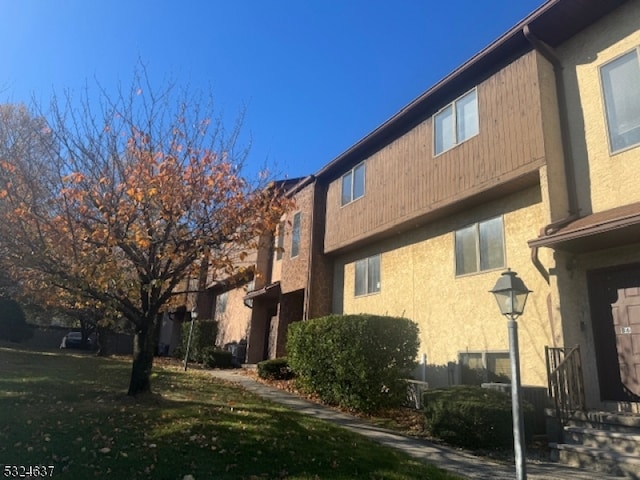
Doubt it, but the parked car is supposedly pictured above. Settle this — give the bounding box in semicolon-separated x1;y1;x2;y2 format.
60;332;92;349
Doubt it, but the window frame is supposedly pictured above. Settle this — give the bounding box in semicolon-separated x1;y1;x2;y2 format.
458;350;511;383
290;212;301;258
341;161;366;206
275;221;285;261
433;87;479;156
599;47;640;154
454;215;505;277
215;291;228;319
354;253;381;297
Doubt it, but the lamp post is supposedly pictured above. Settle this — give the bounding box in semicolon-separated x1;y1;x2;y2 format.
183;309;198;372
490;269;532;480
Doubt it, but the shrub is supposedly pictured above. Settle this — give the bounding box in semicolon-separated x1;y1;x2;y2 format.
171;344;184;359
422;386;535;450
257;358;294;380
287;314;419;413
201;346;216;368
180;320;218;362
201;347;233;369
0;298;33;343
460;364;510;385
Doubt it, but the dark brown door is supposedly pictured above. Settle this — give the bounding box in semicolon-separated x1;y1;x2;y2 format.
588;264;640;401
611;287;640;396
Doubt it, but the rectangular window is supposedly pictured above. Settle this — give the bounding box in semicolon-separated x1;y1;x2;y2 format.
215;291;228;320
290;212;301;258
434;89;479;155
354;254;380;296
455;216;504;276
275;221;284;260
460;351;511;384
341;162;366;206
601;49;640;153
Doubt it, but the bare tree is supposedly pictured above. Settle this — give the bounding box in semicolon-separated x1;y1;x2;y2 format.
0;71;291;395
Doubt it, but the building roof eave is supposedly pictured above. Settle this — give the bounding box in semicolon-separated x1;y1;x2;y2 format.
243;281;281;301
528;202;640;253
315;0;630;182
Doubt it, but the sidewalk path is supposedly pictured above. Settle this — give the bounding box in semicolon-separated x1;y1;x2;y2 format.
208;369;621;480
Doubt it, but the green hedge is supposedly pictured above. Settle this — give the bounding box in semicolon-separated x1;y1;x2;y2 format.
202;347;233;369
423;386;535;450
287;314;419;413
0;298;33;343
257;358;294;380
178;320;218;363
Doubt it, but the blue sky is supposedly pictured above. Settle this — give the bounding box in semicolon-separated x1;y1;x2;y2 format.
1;1;544;180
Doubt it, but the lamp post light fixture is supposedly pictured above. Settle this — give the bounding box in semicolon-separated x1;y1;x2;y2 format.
490;269;532;480
183;309;198;372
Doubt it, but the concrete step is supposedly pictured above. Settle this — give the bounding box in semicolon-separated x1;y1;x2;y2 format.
564;426;640;456
568;411;640;434
550;442;640;478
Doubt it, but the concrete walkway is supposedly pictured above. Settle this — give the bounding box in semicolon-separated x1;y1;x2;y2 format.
208;369;622;480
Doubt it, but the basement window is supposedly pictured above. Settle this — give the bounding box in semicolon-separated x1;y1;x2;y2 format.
459;351;511;384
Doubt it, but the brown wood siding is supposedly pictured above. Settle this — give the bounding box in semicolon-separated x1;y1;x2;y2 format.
280;184;314;294
324;51;546;253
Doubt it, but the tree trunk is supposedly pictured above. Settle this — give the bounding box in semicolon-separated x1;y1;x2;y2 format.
95;326;111;357
127;318;158;396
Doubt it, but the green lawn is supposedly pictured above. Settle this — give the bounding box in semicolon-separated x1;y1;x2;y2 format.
0;346;461;480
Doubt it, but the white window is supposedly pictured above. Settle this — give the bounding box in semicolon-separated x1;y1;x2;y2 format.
341;162;365;206
455;216;504;276
291;212;301;258
434;89;479;155
355;254;380;296
601;49;640;153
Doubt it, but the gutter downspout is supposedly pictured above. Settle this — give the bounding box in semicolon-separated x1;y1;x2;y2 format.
523;25;580;284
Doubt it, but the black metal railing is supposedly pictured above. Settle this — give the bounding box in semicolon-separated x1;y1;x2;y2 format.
545;345;586;426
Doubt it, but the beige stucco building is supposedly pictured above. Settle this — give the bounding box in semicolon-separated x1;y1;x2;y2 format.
186;1;640;471
198;0;640;419
530;0;640;411
334;187;552;387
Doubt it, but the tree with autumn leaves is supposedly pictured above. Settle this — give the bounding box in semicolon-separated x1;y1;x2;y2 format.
0;75;291;395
